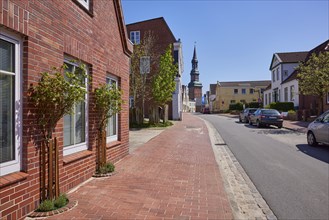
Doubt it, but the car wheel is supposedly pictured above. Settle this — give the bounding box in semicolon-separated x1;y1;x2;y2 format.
307;132;318;146
277;124;282;128
245;117;249;123
256;120;261;128
249;119;252;125
239;117;242;122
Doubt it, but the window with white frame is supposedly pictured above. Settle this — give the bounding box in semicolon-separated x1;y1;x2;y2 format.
265;94;268;105
106;75;118;142
276;68;280;81
77;0;90;10
0;33;22;176
272;71;275;82
250;88;254;94
241;88;246;94
234;89;238;94
284;87;288;102
290;85;295;101
63;59;88;156
130;31;140;45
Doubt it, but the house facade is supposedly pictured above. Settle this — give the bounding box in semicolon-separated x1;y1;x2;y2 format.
212;80;271;111
126;17;184;120
264;40;329;114
0;0;132;219
182;85;196;112
263;52;308;108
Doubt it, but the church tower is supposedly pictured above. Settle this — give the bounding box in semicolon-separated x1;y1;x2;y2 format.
188;45;203;112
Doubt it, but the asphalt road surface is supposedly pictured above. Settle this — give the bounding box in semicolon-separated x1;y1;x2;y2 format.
199;114;329;220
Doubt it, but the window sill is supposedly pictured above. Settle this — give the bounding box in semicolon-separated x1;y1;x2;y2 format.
0;172;29;189
107;141;121;149
63;150;93;165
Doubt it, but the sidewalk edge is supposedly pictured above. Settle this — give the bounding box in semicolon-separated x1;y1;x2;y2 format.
201;118;277;220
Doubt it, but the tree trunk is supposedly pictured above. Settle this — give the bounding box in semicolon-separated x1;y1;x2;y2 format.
163;104;168;123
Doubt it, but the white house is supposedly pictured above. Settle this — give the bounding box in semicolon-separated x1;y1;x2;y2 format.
264;51;308;108
172;40;184;120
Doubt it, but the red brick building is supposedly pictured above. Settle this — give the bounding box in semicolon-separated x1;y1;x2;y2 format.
126;17;184;120
0;0;132;219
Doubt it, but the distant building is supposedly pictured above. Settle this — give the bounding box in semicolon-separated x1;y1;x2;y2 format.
212;80;271;111
182;85;195;112
126;17;184;120
188;46;203;112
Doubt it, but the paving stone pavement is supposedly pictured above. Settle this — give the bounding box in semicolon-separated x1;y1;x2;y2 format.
46;113;233;220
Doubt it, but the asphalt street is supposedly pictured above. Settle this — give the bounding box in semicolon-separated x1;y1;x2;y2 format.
199;114;329;220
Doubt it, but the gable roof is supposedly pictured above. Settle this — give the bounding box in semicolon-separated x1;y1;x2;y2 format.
281;39;329;84
113;0;133;56
269;51;308;70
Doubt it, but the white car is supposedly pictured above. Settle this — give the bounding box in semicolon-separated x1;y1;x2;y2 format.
307;110;329;146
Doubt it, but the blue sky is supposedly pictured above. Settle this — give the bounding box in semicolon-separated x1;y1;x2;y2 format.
122;0;329;93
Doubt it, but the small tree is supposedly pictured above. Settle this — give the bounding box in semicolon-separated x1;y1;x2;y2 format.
130;31;159;125
30;62;88;202
296;51;329;114
94;83;123;171
152;45;178;123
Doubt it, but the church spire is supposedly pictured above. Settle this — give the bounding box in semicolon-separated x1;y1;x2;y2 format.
191;44;198;71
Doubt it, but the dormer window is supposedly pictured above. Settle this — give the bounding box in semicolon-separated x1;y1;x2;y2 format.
130;31;140;45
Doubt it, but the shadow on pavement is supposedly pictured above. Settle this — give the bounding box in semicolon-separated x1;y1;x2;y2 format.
296;144;329;164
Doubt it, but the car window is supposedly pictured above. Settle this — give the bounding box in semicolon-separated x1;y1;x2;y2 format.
249;109;256;113
261;110;280;115
323;113;329;123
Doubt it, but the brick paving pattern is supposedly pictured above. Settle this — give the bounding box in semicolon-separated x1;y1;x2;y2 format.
48;113;233;220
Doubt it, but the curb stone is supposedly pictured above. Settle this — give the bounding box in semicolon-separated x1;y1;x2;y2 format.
202;118;277;220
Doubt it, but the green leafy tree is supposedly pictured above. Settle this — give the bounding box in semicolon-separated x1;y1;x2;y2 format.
95;83;123;132
296;51;329;114
152;45;178;123
30;62;88;140
94;83;123;171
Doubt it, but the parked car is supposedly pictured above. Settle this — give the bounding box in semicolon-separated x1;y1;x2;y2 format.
202;107;210;114
249;108;283;128
307;110;329;146
239;108;257;123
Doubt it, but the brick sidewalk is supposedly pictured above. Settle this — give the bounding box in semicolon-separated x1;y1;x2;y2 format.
48;113;233;220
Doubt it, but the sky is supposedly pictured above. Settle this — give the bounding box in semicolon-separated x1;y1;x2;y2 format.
121;0;329;93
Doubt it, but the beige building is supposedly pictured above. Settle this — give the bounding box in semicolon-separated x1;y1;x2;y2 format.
211;80;271;112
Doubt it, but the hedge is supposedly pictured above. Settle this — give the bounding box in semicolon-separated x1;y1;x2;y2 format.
268;102;294;112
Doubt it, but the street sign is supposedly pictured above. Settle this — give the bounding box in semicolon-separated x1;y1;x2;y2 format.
140;56;150;74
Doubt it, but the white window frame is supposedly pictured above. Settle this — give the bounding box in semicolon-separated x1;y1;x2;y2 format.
130;31;140;45
284;87;288;102
106;74;118;143
77;0;90;10
0;32;22;176
272;71;275;82
63;58;88;156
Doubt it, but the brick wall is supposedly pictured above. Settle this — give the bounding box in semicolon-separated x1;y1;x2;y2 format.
0;0;131;219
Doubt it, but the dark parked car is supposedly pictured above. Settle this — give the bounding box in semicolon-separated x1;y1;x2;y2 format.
202;107;210;114
239;108;257;123
249;108;283;128
307;110;329;146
